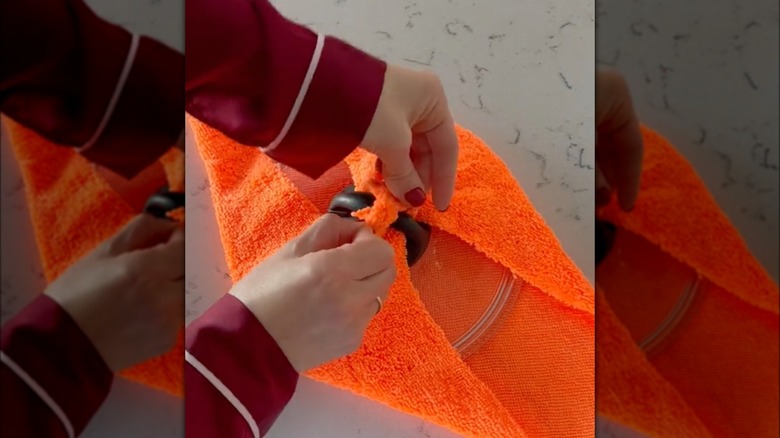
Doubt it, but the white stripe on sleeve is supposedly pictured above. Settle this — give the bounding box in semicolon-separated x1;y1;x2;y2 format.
184;350;260;438
78;32;140;152
261;32;325;152
0;350;75;438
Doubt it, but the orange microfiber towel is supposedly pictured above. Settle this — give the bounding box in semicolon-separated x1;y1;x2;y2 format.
190;115;595;437
596;126;779;437
3;116;185;397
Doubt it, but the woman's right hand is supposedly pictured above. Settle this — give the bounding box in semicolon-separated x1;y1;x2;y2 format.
45;214;184;372
230;214;396;372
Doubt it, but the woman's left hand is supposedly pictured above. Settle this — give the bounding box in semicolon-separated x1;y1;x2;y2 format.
361;64;459;211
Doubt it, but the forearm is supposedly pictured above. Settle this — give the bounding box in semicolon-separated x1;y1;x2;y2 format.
185;294;299;437
185;0;386;178
0;0;183;178
0;295;114;437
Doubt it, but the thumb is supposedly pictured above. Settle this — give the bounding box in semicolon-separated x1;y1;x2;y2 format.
104;214;178;256
378;141;427;208
289;214;365;256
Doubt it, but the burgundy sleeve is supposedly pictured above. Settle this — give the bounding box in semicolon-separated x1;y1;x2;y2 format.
185;0;387;178
0;295;114;437
185;293;299;437
0;0;183;178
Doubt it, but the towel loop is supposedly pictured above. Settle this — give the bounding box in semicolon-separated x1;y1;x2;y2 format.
328;185;430;266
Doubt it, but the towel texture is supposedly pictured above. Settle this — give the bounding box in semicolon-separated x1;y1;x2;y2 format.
190;115;595;437
4;116;185;397
597;127;779;437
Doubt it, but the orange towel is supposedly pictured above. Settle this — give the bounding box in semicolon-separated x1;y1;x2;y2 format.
596;127;779;437
190;115;595;437
3;116;185;397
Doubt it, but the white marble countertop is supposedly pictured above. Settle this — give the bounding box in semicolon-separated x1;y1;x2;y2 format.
597;0;779;282
186;0;595;437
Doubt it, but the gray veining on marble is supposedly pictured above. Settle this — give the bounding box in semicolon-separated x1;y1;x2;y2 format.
597;0;779;282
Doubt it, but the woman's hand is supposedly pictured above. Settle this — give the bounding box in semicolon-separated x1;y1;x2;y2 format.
361;65;459;211
45;214;184;372
596;69;644;211
230;214;396;372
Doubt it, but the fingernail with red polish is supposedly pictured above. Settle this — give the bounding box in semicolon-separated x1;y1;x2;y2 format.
404;188;426;207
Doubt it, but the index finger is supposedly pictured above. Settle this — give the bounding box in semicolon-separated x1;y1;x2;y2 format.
596;70;643;211
426;115;459;211
329;228;396;280
602;117;643;211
